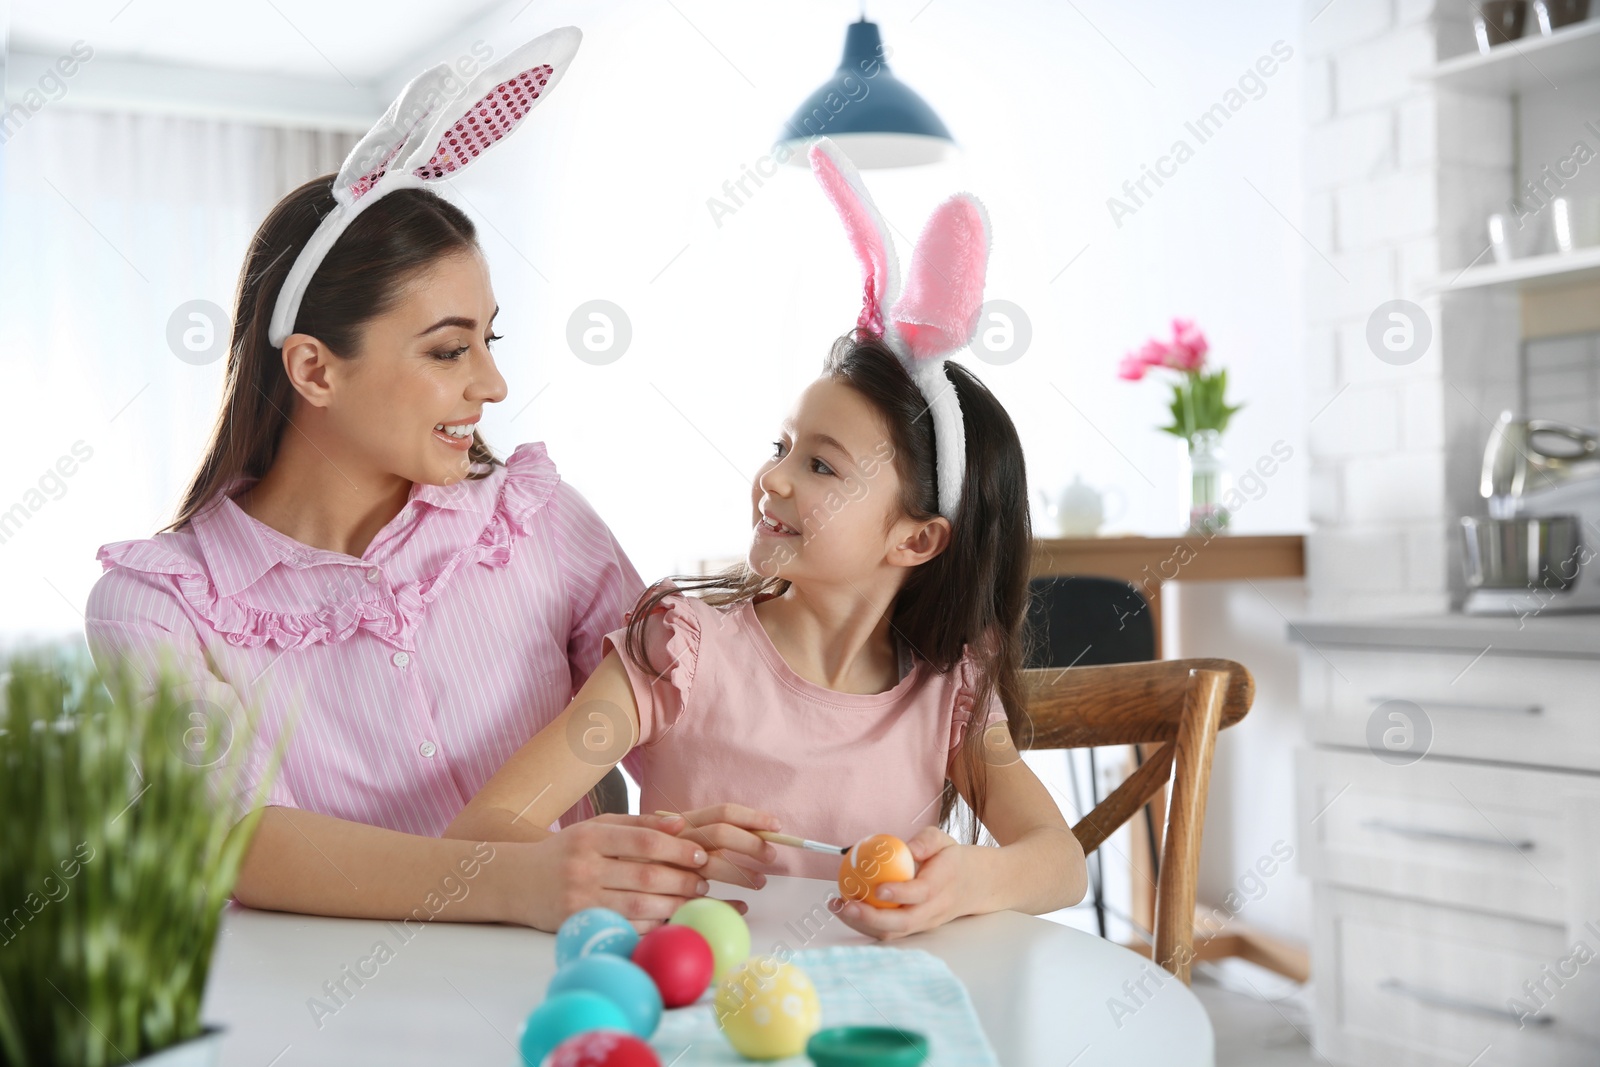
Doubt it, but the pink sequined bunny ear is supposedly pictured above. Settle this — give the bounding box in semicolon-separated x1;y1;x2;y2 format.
808;139;900;338
270;27;582;347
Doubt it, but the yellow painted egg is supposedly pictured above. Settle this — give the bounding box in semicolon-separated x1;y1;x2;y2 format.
713;956;822;1060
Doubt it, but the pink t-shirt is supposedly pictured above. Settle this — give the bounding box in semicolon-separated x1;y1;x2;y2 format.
84;442;643;837
603;592;1008;880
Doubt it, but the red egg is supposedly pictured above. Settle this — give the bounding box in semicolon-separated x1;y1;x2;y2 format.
630;924;714;1007
547;1030;660;1066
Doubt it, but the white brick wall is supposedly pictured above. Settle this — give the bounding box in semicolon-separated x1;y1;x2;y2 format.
1298;0;1522;618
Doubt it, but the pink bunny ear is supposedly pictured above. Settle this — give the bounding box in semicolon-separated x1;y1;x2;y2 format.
890;193;991;363
337;64;456;203
269;27;582;348
399;27;581;182
809;138;900;336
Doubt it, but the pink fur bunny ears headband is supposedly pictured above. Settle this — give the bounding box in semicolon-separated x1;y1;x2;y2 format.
808;139;991;522
268;27;583;348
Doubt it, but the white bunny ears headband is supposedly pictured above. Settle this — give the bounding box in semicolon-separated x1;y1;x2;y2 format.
808;139;991;522
268;27;582;348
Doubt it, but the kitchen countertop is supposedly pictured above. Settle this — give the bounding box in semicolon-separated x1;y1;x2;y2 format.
1286;612;1600;657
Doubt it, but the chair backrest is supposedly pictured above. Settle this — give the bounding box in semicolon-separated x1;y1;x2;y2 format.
1020;659;1254;983
1023;576;1155;669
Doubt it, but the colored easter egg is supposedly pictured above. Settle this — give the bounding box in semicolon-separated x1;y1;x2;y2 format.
548;1029;663;1066
668;897;750;983
520;990;631;1067
631;924;714;1007
714;956;822;1060
548;953;664;1039
837;834;915;910
557;907;640;967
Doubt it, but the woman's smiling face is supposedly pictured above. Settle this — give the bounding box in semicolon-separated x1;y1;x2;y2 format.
748;376;915;583
293;248;507;488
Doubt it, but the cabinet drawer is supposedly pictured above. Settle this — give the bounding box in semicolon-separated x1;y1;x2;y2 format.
1297;646;1600;772
1313;886;1600;1067
1297;748;1600;923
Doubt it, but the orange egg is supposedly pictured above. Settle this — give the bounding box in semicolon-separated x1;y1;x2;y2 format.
837;833;915;910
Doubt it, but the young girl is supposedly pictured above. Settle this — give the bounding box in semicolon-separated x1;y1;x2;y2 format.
446;141;1088;939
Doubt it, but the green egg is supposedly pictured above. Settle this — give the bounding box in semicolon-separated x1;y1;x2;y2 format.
668;898;750;983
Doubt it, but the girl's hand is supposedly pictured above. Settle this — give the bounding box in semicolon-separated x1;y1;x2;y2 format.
494;813;726;932
834;826;980;941
654;804;782;891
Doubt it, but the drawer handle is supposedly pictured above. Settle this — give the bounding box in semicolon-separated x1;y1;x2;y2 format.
1380;978;1552;1026
1367;695;1542;716
1361;819;1535;852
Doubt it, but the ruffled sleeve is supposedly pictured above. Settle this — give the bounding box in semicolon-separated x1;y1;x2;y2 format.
948;649;1009;755
601;590;701;748
84;564;297;826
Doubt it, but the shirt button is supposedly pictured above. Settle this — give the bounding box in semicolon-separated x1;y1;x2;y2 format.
391;651;411;668
418;740;437;758
366;568;380;583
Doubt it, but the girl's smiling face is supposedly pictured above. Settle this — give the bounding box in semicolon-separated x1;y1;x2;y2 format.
748;376;948;584
285;248;507;488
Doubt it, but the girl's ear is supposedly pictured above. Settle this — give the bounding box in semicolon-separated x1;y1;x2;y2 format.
891;515;952;567
809;138;902;337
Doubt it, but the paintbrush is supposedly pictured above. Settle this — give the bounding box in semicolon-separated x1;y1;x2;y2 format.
653;810;849;855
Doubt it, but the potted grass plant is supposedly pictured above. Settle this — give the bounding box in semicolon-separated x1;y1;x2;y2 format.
0;649;279;1066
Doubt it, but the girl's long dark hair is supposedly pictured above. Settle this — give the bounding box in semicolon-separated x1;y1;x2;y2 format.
624;330;1033;843
164;175;499;532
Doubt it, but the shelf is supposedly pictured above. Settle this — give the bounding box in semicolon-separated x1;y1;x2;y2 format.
1432;245;1600;291
1424;18;1600;94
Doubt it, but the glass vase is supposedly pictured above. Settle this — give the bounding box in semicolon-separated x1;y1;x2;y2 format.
1184;429;1231;535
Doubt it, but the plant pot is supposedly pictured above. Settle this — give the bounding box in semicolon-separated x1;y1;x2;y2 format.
128;1026;226;1067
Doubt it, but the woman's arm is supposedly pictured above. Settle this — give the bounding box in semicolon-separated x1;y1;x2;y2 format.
234;805;714;931
837;724;1087;939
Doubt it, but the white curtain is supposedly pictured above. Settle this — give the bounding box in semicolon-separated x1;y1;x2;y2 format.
0;109;357;649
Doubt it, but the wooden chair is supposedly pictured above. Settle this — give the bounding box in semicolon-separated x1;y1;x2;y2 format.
1020;659;1254;984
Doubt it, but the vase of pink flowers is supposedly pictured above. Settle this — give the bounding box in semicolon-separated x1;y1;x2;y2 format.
1118;317;1243;535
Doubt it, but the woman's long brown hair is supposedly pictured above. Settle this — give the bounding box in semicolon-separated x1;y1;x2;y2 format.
164;175;499;532
624;331;1033;844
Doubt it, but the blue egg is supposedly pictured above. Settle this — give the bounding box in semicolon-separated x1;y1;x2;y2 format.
547;953;664;1039
519;990;630;1067
556;907;640;968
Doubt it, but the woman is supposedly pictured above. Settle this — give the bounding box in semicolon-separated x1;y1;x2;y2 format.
85;173;770;933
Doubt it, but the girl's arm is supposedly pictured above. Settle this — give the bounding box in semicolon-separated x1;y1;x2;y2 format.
837;724;1088;939
233;805;713;931
444;650;781;887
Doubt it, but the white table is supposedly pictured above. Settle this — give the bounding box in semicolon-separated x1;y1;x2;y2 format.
202;876;1213;1066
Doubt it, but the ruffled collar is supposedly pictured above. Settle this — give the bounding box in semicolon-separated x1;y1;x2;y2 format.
96;442;561;651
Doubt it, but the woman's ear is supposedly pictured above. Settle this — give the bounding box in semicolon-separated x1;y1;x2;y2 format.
889;516;951;568
280;333;337;409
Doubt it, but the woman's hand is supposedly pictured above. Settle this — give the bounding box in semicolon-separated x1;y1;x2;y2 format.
834;826;983;941
490;812;722;932
653;804;782;892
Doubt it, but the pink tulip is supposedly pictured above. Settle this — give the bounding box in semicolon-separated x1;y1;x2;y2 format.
1167;317;1209;372
1117;350;1149;380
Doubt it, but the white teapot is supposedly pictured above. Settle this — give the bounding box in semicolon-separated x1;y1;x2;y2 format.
1036;475;1126;537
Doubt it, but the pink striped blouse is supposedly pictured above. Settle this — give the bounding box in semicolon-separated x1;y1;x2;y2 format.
84;442;644;836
